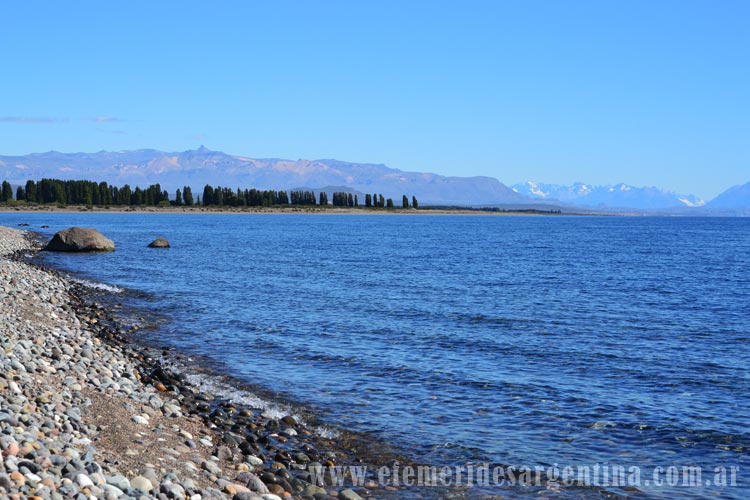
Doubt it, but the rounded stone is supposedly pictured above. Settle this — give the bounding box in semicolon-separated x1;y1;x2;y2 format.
339;489;364;500
130;476;153;492
43;227;115;252
148;237;171;248
75;474;94;488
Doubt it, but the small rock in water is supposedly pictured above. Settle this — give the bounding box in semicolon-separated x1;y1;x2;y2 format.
340;489;364;500
147;237;171;248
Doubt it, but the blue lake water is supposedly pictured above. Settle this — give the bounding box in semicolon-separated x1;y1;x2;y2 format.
3;212;749;499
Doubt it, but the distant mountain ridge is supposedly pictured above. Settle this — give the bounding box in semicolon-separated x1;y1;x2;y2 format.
707;181;750;208
0;148;748;211
0;147;526;206
512;181;706;210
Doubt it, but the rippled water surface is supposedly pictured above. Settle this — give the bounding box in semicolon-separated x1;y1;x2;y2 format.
3;213;749;498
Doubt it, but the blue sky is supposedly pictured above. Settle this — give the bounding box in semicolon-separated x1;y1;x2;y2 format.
1;1;747;199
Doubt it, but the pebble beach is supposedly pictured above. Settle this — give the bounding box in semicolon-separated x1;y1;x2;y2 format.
0;225;381;500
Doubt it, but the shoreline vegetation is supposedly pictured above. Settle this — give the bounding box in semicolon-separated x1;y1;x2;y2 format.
0;178;565;216
0;225;445;500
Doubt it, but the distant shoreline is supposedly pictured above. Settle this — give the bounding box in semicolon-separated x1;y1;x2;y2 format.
0;204;574;216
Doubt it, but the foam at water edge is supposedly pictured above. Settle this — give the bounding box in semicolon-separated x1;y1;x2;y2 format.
70;277;124;294
163;358;341;439
314;426;341;440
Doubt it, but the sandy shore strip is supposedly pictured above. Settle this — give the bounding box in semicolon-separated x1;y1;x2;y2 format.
0;205;571;216
0;225;389;500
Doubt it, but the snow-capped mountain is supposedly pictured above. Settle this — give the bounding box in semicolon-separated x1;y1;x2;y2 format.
512;181;705;210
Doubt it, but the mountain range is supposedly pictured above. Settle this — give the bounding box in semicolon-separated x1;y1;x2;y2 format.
0;148;748;212
511;181;707;210
0;147;526;206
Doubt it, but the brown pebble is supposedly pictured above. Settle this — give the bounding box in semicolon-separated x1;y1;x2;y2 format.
281;415;298;427
224;484;237;495
9;471;25;484
232;483;251;494
267;484;286;495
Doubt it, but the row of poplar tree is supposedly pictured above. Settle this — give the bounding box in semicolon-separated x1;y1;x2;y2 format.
0;179;418;209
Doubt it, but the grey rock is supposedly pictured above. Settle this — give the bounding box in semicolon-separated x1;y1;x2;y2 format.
201;460;221;475
233;493;263;500
43;227;115;253
100;484;125;498
130;475;154;493
106;475;130;491
217;445;234;461
242;473;269;494
160;481;185;499
75;473;95;487
301;484;327;497
339;489;364;500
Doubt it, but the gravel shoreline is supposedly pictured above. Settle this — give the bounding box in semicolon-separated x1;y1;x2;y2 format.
0;225;386;500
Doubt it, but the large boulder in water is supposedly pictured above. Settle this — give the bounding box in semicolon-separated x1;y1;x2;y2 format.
148;237;170;248
43;227;115;252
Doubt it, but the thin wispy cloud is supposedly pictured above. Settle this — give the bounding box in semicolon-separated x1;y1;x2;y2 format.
187;133;208;141
0;116;68;123
83;116;123;123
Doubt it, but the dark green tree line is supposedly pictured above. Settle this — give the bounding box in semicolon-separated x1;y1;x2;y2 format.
0;178;420;210
289;190;317;205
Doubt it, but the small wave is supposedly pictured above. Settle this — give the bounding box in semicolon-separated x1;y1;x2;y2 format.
70;277;124;294
315;425;342;440
169;362;294;418
165;358;342;439
590;420;618;430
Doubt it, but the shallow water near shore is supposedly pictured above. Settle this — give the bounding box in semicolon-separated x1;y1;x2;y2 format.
3;213;749;499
